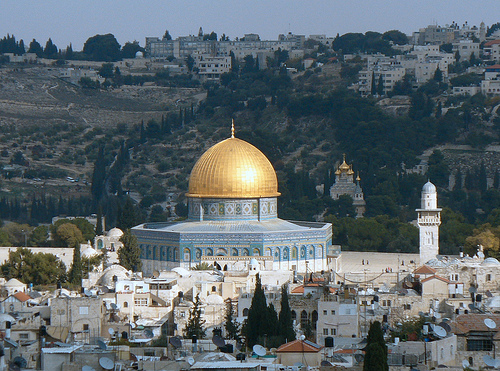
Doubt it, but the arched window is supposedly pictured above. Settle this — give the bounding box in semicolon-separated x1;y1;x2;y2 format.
124;302;128;308
243;308;249;316
242;248;249;256
301;310;308;328
253;248;260;256
231;248;239;256
212;286;217;292
292;247;298;260
311;310;318;329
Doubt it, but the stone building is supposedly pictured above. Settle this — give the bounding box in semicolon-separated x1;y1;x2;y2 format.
133;125;333;274
329;155;365;218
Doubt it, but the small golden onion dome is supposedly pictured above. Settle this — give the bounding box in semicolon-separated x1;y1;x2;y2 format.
335;169;341;175
338;159;350;171
347;164;354;175
187;137;280;199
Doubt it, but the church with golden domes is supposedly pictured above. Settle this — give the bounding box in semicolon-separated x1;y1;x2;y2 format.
329;155;365;218
132;125;333;274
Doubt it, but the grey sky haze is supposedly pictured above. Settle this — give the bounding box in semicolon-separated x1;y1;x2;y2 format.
1;1;499;50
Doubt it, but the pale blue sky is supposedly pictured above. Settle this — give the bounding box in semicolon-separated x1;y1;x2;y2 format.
1;1;499;50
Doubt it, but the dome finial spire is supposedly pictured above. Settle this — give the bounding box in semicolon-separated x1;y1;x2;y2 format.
231;119;235;138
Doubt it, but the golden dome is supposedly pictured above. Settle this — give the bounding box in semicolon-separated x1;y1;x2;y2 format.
338;154;350;171
187;137;280;199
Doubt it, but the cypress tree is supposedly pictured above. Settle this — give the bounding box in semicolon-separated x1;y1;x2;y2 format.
278;284;295;344
494;170;500;189
96;206;104;235
245;274;268;347
68;244;83;285
479;162;488;193
364;321;388;371
91;146;106;206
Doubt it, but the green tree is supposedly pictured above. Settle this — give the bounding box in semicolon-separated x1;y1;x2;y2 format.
91;146;106;205
117;197;139;230
245;274;268;347
118;229;142;271
224;299;240;340
83;33;121;61
433;67;443;82
44;38;58;58
364;321;388;371
98;63;115;79
29;225;49;247
55;223;84;248
184;293;206;339
121;41;144;59
27;39;43;57
0;248;66;286
278;284;295;344
68;243;83;285
163;30;172;40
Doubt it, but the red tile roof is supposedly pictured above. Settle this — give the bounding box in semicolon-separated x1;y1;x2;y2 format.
13;292;31;302
421;275;450;284
486;64;500;69
485;40;500;47
291;284;336;294
277;339;323;353
414;265;437;275
451;314;500;337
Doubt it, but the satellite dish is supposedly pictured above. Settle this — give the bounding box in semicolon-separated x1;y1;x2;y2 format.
187;357;195;366
321;360;333;366
485;318;497;329
130;322;136;329
484;355;498;368
82;366;96;371
297;275;304;281
469;286;477;294
97;340;107;350
439;322;452;333
108;328;115;335
434;325;447;338
12;357;27;368
169;336;182;349
99;357;114;370
143;329;154;339
294;362;305;368
253;344;266;357
153;270;160;278
212;335;225;348
299;334;306;341
462;360;470;369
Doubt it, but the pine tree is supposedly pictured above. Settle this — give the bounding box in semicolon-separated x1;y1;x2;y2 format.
364;321;388;371
224;299;240;340
278;284;296;344
118;229;142;271
184;293;206;339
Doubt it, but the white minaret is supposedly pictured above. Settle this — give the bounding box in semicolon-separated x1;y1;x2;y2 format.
417;181;441;264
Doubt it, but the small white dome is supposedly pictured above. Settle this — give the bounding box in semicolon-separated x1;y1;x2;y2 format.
135;51;144;58
249;258;258;266
82;247;99;259
98;264;130;287
482;257;500;266
107;228;124;238
5;278;25;287
206;293;224;305
172;267;190;277
422;181;436;193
